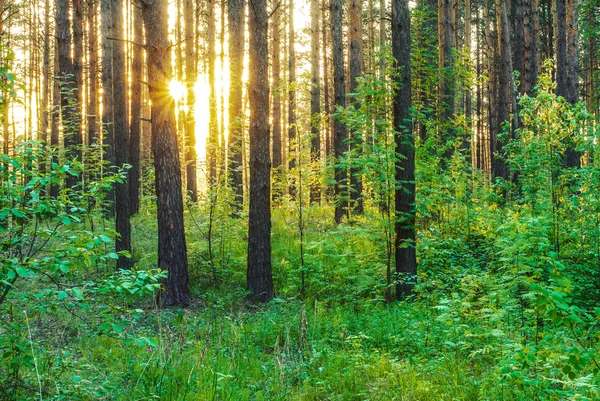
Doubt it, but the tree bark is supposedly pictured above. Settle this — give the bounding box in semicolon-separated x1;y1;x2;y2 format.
101;0;115;213
348;0;363;214
129;3;143;215
228;0;246;210
141;0;190;306
288;0;298;198
247;0;274;302
392;0;416;298
310;0;321;204
522;0;539;95
88;0;99;145
331;0;348;223
114;0;131;268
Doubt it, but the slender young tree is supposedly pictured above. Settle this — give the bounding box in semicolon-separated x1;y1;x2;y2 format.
228;0;246;210
348;0;363;214
247;0;274;302
310;0;321;203
141;0;190;306
331;0;347;223
392;0;416;298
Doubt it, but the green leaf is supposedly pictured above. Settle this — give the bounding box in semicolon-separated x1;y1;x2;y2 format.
57;291;68;300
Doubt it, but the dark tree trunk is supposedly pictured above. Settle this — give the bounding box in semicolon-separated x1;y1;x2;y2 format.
288;0;298;198
492;0;511;182
228;0;246;210
392;0;416;298
185;0;198;201
101;0;115;214
129;4;143;215
348;0;363;214
141;0;190;307
56;0;78;186
522;0;539;95
71;0;84;179
272;2;282;173
114;0;131;268
565;0;580;167
331;0;348;223
310;0;321;204
439;0;456;159
247;0;273;303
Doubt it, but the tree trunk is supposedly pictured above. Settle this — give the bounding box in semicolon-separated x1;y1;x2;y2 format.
522;0;539;95
88;0;99;146
185;0;198;201
207;0;218;189
492;0;510;182
101;0;115;213
331;0;348;223
247;0;274;302
40;0;51;147
114;0;131;268
348;0;363;214
322;0;332;157
228;0;246;210
392;0;416;298
439;0;455;158
141;0;190;307
56;0;78;186
129;3;143;215
464;0;472;163
310;0;321;204
288;0;297;198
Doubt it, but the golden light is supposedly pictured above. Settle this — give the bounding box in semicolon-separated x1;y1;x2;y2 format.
169;80;187;102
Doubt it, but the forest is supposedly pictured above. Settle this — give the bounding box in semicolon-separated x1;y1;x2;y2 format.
0;0;599;398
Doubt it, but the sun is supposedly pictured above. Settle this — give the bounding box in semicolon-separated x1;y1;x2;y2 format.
169;80;187;102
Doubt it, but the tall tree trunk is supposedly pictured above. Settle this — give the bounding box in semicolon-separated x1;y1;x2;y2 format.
219;0;226;178
492;0;510;181
310;0;321;204
56;0;78;186
88;0;99;145
331;0;348;223
141;0;190;306
228;0;246;210
288;0;297;198
101;0;115;213
207;0;218;189
348;0;363;214
392;0;416;298
185;0;198;201
522;0;539;95
322;0;332;157
439;0;456;158
565;0;580;167
272;1;283;200
247;0;273;302
40;0;51;147
114;0;131;268
129;4;143;215
464;0;472;163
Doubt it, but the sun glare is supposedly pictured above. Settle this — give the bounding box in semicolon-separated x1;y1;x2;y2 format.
169;80;187;101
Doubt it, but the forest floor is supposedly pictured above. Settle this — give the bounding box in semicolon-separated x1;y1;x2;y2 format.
5;201;599;400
